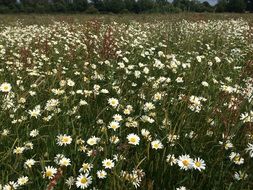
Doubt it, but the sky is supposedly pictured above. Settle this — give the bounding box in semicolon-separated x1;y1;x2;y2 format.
166;0;218;6
199;0;218;6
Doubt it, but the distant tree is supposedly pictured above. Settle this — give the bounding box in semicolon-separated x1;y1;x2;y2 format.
124;0;136;12
227;0;246;12
216;0;228;12
201;1;214;11
90;0;105;12
156;0;167;5
137;0;155;12
104;0;125;13
72;0;88;12
0;0;16;6
86;4;99;13
246;0;253;11
173;0;198;11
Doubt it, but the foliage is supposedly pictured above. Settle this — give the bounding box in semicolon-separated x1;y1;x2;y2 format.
0;15;253;190
0;0;251;13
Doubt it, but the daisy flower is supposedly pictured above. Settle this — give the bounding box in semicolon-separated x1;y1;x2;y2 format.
229;152;244;165
102;159;115;169
24;159;36;169
193;158;206;171
56;134;72;146
17;176;29;186
30;129;39;137
108;98;119;108
28;105;41;118
166;154;177;166
3;182;18;190
79;163;93;173
108;121;120;131
177;155;193;170
113;114;123;122
76;174;92;189
234;171;248;181
87;136;100;146
176;186;187;190
13;147;25;154
59;157;71;167
245;143;253;157
97;170;107;179
0;82;12;92
151;140;163;150
65;176;75;189
127;133;140;145
43;166;57;179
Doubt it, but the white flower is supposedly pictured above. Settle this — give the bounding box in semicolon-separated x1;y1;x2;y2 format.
80;100;88;106
59;157;71;167
43;166;57;179
176;77;184;83
0;82;12;92
166;154;177;166
176;186;187;190
108;121;120;131
196;56;202;62
24;159;36;169
30;129;39;137
67;79;75;87
215;56;221;63
87;136;100;146
3;182;18;190
143;102;155;111
229;152;244;165
66;176;75;189
13;147;25;154
17;176;29;186
127;133;140;145
234;171;248;181
28;105;41;118
201;81;209;87
108;98;119;108
56;134;72;146
192;158;206;171
113;114;122;122
97;170;107;179
102;159;115;169
245;143;253;157
151;140;163;150
76;174;92;189
177;155;193;170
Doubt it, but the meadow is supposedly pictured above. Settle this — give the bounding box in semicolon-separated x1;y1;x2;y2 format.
0;14;253;190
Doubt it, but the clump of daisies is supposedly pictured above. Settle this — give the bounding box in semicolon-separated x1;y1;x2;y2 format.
167;154;206;171
121;169;145;188
188;96;207;113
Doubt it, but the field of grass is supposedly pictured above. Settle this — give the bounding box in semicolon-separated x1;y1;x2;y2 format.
0;14;253;190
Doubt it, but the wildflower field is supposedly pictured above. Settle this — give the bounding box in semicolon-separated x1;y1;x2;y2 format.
0;14;253;190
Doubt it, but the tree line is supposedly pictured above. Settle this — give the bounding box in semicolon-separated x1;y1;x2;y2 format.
0;0;252;14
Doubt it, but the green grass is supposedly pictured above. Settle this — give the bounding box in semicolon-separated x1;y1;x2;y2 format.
0;14;253;190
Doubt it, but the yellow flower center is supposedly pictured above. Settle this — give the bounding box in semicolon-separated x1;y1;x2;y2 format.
112;124;117;129
195;161;201;167
182;160;189;166
81;177;87;184
82;164;88;170
62;137;69;143
130;137;136;143
46;170;52;177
